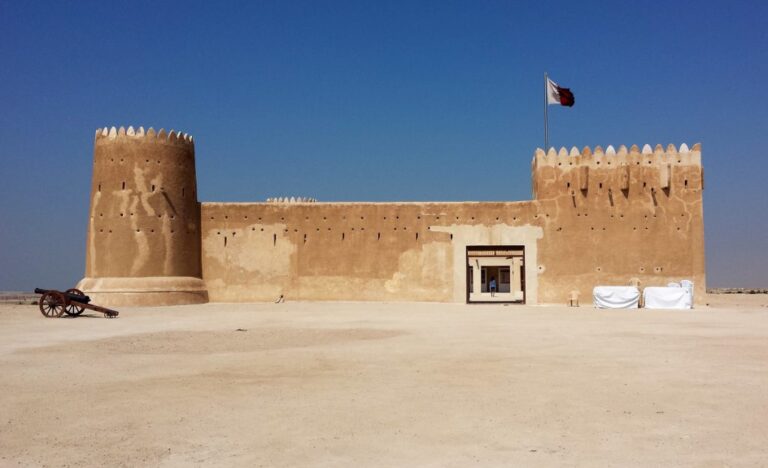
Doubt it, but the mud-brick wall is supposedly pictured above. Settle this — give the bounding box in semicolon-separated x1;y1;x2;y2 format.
200;202;545;303
201;144;704;305
79;127;706;306
85;127;201;278
201;141;706;306
532;144;705;304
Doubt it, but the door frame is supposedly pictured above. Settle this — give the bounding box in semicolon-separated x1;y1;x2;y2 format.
465;245;526;304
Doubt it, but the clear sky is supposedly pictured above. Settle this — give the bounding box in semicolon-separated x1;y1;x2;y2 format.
1;0;766;290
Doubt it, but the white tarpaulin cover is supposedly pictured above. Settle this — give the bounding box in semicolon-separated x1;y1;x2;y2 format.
680;280;694;303
643;287;692;309
593;286;640;309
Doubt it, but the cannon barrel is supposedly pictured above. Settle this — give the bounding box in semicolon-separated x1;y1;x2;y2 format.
34;288;91;304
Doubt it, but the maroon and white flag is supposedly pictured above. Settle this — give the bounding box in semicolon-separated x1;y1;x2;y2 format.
547;78;575;107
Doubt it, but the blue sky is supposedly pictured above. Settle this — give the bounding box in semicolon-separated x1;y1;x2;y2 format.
1;0;766;290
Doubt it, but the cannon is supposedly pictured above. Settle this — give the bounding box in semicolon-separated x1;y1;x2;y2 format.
34;288;119;318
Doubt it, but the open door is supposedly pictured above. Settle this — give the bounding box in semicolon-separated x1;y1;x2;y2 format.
466;246;525;304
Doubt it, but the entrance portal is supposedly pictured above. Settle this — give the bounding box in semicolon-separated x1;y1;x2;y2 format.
466;246;525;304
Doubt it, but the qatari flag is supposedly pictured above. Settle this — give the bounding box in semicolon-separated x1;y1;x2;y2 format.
547;78;575;107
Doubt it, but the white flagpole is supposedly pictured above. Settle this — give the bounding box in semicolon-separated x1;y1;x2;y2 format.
544;72;549;151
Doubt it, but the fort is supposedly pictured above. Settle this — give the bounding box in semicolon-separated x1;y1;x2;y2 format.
77;126;705;306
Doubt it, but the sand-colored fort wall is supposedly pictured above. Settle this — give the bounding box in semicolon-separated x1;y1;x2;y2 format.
78;126;705;306
201;144;704;304
531;143;705;303
77;127;207;306
201;201;544;303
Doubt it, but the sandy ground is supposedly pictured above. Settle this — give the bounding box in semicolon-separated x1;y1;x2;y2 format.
1;296;768;467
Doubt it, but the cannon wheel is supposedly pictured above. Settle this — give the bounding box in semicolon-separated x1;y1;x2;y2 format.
64;288;86;316
39;291;66;318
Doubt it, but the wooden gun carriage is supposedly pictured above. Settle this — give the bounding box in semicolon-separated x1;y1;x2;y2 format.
34;288;119;318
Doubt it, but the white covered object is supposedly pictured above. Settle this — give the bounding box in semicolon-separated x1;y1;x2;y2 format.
680;280;694;303
593;286;640;309
643;287;692;309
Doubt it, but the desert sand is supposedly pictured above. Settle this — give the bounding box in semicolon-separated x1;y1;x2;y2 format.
1;296;767;467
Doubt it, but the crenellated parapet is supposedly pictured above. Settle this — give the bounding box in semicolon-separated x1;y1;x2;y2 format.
94;126;194;147
532;143;703;199
266;197;318;203
533;143;701;168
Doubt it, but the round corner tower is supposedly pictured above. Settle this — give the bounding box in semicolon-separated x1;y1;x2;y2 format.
77;126;208;306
